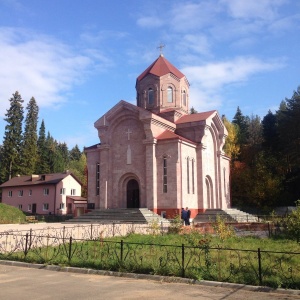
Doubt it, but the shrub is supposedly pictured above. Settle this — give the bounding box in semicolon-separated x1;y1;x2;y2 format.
285;200;300;242
213;215;235;241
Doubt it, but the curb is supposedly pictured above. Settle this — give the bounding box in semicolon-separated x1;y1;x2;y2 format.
1;260;300;296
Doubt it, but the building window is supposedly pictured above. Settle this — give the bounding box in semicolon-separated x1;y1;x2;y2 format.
148;88;154;105
28;204;32;211
18;204;22;210
187;158;190;194
59;203;65;209
182;90;186;106
223;168;226;194
192;159;195;194
18;190;23;197
8;191;12;197
71;189;76;196
43;188;49;195
29;190;32;196
96;163;100;195
167;87;173;103
60;188;66;195
43;203;49;211
163;156;167;193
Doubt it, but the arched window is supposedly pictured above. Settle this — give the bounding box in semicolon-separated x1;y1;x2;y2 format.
187;157;190;194
163;156;167;193
167;87;173;103
148;88;154;105
182;90;186;106
96;163;100;195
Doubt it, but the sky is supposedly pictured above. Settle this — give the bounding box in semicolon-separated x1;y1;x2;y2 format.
0;0;299;150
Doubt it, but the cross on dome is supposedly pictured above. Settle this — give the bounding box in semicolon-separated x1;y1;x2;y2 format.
157;43;165;56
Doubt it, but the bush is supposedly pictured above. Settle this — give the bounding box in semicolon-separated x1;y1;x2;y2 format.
285;200;300;242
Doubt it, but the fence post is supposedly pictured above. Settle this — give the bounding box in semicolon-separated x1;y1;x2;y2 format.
181;244;185;278
90;224;93;240
113;223;115;237
63;226;66;243
24;233;29;256
121;240;124;263
258;248;262;286
68;236;73;263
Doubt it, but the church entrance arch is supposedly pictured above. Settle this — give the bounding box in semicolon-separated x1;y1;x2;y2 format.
127;179;140;208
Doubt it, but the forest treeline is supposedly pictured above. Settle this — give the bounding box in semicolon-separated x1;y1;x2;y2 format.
0;91;87;196
1;88;300;210
223;86;300;211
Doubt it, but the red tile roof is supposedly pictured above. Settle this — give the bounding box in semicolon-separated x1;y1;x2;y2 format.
176;110;216;124
156;130;195;145
0;172;81;187
137;55;185;82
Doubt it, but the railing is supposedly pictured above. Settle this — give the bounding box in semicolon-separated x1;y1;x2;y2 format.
0;229;299;289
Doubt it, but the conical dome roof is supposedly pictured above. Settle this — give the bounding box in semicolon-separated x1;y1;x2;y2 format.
137;55;185;82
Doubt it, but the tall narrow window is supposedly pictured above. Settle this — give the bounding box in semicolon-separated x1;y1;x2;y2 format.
8;191;12;197
60;188;66;195
167;87;173;103
18;190;23;197
182;90;186;106
163;157;167;193
187;158;190;194
71;189;76;196
148;88;154;105
223;168;226;194
43;188;49;195
96;163;100;195
192;159;195;194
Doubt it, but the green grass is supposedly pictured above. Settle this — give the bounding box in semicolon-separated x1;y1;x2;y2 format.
0;203;26;224
2;230;300;289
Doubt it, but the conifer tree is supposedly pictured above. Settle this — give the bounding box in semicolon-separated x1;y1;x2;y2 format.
36;119;49;174
21;97;39;175
69;144;82;161
1;91;24;181
232;106;249;145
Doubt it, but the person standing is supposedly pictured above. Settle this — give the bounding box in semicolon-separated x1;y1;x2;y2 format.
181;208;188;225
186;207;191;226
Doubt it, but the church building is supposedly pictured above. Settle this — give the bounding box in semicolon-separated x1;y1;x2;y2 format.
85;54;231;219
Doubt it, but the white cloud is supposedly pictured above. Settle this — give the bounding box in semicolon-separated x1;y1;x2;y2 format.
220;0;287;20
0;27;99;116
137;16;164;28
183;56;284;111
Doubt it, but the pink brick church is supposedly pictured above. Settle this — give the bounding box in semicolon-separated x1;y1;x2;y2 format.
85;54;231;219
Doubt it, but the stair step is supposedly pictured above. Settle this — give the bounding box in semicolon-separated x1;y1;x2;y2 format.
66;208;170;224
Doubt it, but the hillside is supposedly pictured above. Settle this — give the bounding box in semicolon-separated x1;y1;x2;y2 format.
0;203;26;224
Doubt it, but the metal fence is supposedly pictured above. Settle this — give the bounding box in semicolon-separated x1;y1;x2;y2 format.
0;227;299;289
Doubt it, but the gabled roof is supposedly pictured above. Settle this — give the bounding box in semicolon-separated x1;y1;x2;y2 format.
156;130;196;145
176;110;216;124
0;171;82;188
137;55;185;82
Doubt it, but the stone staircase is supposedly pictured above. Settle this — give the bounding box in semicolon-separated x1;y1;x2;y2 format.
193;208;258;223
66;208;170;224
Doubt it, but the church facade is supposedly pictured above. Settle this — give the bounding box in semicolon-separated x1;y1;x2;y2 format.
85;54;231;219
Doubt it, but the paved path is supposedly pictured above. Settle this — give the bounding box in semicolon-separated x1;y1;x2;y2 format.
0;223;299;299
0;263;299;300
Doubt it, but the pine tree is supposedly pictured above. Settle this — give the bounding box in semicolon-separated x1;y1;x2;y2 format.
36;120;50;174
232;106;249;145
21;97;39;175
1;91;24;181
69;144;82;161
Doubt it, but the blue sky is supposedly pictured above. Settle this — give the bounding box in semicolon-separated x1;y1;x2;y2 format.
0;0;299;150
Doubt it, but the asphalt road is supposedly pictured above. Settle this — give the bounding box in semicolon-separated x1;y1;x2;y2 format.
0;264;300;300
